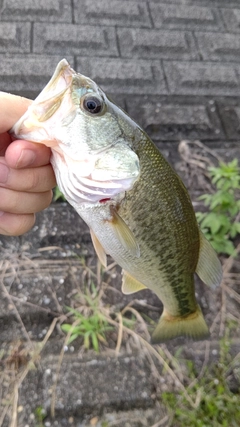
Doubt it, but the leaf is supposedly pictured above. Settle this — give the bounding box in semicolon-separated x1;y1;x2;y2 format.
53;185;66;202
211;239;235;256
68;333;81;344
84;331;90;350
61;324;75;333
229;222;240;239
209;192;235;211
198;194;212;206
196;212;206;222
91;333;99;352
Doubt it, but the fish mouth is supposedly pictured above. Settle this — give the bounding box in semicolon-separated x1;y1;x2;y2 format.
35;58;74;108
11;59;76;142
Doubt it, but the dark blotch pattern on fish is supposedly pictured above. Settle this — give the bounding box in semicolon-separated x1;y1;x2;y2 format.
119;132;199;317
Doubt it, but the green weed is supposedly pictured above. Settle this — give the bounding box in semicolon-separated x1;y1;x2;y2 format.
35;406;47;427
162;331;240;427
196;159;240;255
61;289;113;352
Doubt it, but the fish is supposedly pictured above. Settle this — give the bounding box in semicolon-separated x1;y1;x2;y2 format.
11;59;222;343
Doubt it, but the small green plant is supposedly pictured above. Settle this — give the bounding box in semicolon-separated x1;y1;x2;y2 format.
162;331;240;427
61;289;113;352
196;159;240;255
61;308;113;352
35;406;47;427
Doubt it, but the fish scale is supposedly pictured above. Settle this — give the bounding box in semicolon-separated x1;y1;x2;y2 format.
114;135;199;316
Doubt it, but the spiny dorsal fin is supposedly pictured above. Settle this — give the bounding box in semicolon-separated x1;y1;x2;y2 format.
109;208;140;258
90;229;107;268
122;270;147;295
195;230;222;288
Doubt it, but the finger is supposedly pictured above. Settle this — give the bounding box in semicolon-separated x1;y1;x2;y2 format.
0;161;56;192
5;139;53;169
0;188;53;214
0;92;31;133
0;212;35;236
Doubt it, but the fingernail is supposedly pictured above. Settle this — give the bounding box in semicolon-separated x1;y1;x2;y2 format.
16;149;37;168
0;163;9;183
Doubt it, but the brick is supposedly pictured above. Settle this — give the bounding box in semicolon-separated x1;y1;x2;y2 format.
149;0;240;5
42;355;153;415
196;32;240;62
12;354;156;426
164;61;240;96
150;4;224;31
205;0;240;5
217;102;240;139
221;9;240;33
76;57;167;95
33;24;118;57
0;0;72;22
0;55;74;98
73;0;151;28
0;261;86;331
126;97;224;141
0;23;30;53
117;28;199;60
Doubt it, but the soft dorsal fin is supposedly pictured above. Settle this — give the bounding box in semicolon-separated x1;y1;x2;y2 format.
122;270;147;294
109;208;140;258
195;230;222;288
90;229;107;268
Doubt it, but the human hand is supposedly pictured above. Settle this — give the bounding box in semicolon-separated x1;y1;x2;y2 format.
0;92;56;236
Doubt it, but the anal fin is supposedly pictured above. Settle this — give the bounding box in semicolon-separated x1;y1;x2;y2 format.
90;229;107;268
122;270;147;295
196;230;222;288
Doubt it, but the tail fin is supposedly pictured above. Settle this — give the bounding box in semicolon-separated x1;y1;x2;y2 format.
151;305;209;344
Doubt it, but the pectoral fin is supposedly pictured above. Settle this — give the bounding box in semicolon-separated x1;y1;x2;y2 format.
195;230;222;288
90;229;107;268
109;208;140;258
122;270;147;294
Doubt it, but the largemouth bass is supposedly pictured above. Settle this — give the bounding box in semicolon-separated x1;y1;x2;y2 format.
12;59;222;343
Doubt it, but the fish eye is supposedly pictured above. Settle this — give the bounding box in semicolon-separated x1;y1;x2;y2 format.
82;95;103;115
